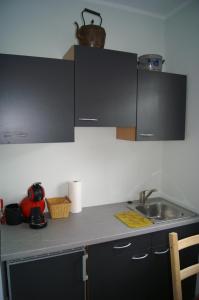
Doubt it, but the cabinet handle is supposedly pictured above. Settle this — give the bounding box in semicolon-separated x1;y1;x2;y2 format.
15;133;27;137
3;133;12;138
139;133;154;137
113;242;132;249
82;254;88;281
78;118;98;121
154;248;169;255
132;253;149;260
3;132;27;138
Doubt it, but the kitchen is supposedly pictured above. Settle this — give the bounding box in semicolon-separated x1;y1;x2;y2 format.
0;0;199;299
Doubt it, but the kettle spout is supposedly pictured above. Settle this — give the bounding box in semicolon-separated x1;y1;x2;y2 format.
74;22;80;38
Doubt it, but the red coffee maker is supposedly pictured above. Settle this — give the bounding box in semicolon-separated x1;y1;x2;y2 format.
20;182;47;228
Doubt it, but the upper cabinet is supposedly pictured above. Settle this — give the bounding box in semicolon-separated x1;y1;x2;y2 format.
117;70;187;141
136;70;186;141
1;49;187;144
64;45;137;127
0;54;74;144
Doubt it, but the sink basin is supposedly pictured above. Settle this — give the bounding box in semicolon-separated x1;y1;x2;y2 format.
128;198;196;223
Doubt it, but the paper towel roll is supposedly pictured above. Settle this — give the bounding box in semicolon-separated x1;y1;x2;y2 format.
68;181;82;213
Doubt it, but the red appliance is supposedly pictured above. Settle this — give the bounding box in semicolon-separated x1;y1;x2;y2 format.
20;183;45;220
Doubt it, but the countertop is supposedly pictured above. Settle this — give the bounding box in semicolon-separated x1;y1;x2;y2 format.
1;202;199;261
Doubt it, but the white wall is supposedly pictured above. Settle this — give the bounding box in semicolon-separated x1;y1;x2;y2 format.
0;0;164;207
163;0;199;213
0;0;165;57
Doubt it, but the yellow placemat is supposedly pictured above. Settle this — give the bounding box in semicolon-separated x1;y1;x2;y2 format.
115;210;153;228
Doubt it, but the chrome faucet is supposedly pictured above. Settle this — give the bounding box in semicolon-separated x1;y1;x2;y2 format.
139;189;157;205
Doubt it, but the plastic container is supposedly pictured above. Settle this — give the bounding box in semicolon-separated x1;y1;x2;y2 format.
138;54;165;71
46;197;71;219
5;203;23;225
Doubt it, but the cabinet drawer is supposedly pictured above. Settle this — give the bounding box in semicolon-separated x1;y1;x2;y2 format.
88;234;151;261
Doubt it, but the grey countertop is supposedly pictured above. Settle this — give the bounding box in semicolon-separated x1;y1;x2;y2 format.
1;202;199;261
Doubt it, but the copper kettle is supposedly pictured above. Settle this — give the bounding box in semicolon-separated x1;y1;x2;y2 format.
74;8;106;48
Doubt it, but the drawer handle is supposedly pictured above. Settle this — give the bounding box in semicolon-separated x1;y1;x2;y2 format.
139;133;154;137
154;248;169;255
78;118;98;121
113;242;132;249
132;253;148;260
82;254;88;281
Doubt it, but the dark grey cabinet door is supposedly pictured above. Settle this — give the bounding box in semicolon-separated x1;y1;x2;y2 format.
88;223;199;300
0;54;74;144
6;249;85;300
151;222;199;300
136;70;186;141
88;234;151;300
75;46;137;127
151;231;173;300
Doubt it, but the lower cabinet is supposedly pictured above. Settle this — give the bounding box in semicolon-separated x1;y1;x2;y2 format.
87;234;152;300
151;223;199;300
3;223;199;300
87;223;199;300
151;238;172;300
6;248;86;300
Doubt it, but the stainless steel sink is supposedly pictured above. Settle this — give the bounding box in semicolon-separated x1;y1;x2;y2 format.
128;197;196;223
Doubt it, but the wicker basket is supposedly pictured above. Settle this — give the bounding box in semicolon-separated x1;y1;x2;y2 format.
46;197;71;219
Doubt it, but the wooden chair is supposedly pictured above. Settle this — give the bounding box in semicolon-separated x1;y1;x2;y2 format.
169;232;199;300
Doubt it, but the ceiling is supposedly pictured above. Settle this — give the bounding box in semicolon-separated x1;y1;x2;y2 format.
84;0;192;19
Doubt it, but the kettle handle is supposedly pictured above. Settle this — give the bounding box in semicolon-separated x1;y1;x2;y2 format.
82;8;102;26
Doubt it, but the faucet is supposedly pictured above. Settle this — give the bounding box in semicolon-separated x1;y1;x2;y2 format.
139;189;157;205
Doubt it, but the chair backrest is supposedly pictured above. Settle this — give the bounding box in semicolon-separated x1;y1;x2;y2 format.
169;232;199;300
